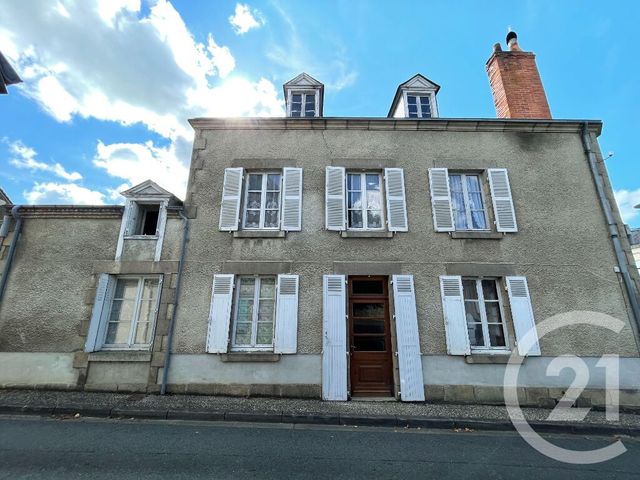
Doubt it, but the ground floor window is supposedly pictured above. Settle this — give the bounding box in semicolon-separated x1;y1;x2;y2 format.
103;276;161;349
231;276;276;351
462;278;508;350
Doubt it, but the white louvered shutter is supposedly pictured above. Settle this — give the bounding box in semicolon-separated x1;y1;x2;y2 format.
392;275;425;401
322;275;347;400
428;168;455;232
123;200;140;236
385;168;409;232
219;168;243;231
439;276;471;355
85;274;116;352
325;167;346;231
206;274;235;353
281;167;303;231
274;274;299;354
488;168;518;232
506;276;540;356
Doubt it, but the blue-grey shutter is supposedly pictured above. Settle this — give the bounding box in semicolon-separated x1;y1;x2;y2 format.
385;168;408;232
325;167;346;231
219;168;243;231
322;275;347;400
506;276;540;356
439;275;471;355
206;274;235;353
392;275;425;401
281;168;303;231
274;274;299;353
488;168;518;232
85;274;116;352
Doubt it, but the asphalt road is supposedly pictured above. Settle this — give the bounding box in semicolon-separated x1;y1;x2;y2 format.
0;415;639;479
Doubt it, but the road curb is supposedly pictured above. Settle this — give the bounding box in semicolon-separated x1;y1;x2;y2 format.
0;404;638;436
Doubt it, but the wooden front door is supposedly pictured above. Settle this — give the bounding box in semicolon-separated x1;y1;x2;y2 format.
348;276;394;397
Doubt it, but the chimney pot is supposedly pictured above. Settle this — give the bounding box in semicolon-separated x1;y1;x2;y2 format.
506;31;520;51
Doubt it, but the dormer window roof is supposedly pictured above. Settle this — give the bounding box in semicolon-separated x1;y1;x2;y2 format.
387;74;440;118
283;72;324;118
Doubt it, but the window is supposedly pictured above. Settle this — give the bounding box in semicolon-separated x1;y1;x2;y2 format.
103;277;160;350
231;276;276;350
290;92;316;117
347;172;384;230
462;278;507;350
137;204;159;235
243;172;282;229
449;174;488;230
406;94;432;118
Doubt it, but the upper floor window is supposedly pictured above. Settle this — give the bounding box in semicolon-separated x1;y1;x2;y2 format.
134;204;160;236
347;172;384;230
428;168;517;233
290;92;316;117
406;94;432;118
219;167;303;232
449;174;488;230
243;172;282;229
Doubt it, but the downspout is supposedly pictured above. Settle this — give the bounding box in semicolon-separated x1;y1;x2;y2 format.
0;206;23;305
582;123;640;330
160;208;189;395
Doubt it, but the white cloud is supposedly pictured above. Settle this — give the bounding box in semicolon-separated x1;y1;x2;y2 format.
24;182;105;205
615;189;640;225
8;140;82;181
0;0;284;201
229;3;265;35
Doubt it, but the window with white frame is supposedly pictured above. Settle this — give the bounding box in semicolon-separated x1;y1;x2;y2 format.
462;278;508;350
406;93;432;118
290;92;316;117
449;173;488;230
103;276;161;350
243;172;282;229
231;276;276;350
346;172;384;230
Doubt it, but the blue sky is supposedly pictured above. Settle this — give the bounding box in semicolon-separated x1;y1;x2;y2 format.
1;0;639;225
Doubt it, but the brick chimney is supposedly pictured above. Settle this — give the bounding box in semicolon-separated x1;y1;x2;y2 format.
486;31;551;119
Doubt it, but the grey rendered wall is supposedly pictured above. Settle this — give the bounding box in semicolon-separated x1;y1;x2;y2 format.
174;126;639;364
0;217;120;352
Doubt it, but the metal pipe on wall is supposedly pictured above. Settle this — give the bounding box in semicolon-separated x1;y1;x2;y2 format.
0;206;23;305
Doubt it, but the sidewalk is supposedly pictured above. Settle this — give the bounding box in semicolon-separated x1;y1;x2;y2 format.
1;389;639;436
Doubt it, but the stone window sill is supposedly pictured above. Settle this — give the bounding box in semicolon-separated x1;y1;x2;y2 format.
124;235;158;240
220;353;281;363
465;352;515;364
88;352;152;362
340;231;394;239
233;230;286;239
451;231;503;240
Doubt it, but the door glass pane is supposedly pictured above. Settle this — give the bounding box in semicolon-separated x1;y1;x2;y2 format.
352;280;384;295
353;303;384;318
354;337;386;351
353;318;385;334
488;324;506;347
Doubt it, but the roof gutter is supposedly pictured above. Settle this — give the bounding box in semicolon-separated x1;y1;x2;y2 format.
0;205;23;305
581;123;640;333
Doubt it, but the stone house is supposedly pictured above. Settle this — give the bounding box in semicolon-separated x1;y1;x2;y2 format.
1;32;639;407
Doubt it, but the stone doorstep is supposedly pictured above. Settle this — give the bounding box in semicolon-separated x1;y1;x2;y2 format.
0;405;637;437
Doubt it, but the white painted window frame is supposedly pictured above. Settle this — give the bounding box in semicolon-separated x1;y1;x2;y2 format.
287;89;320;118
230;275;277;352
116;198;168;261
449;173;490;231
346;171;386;231
101;275;162;351
403;91;438;118
241;171;283;230
462;277;510;354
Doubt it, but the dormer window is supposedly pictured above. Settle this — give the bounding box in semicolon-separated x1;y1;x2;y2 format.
284;73;324;118
135;204;160;236
406;94;432;118
388;74;440;119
